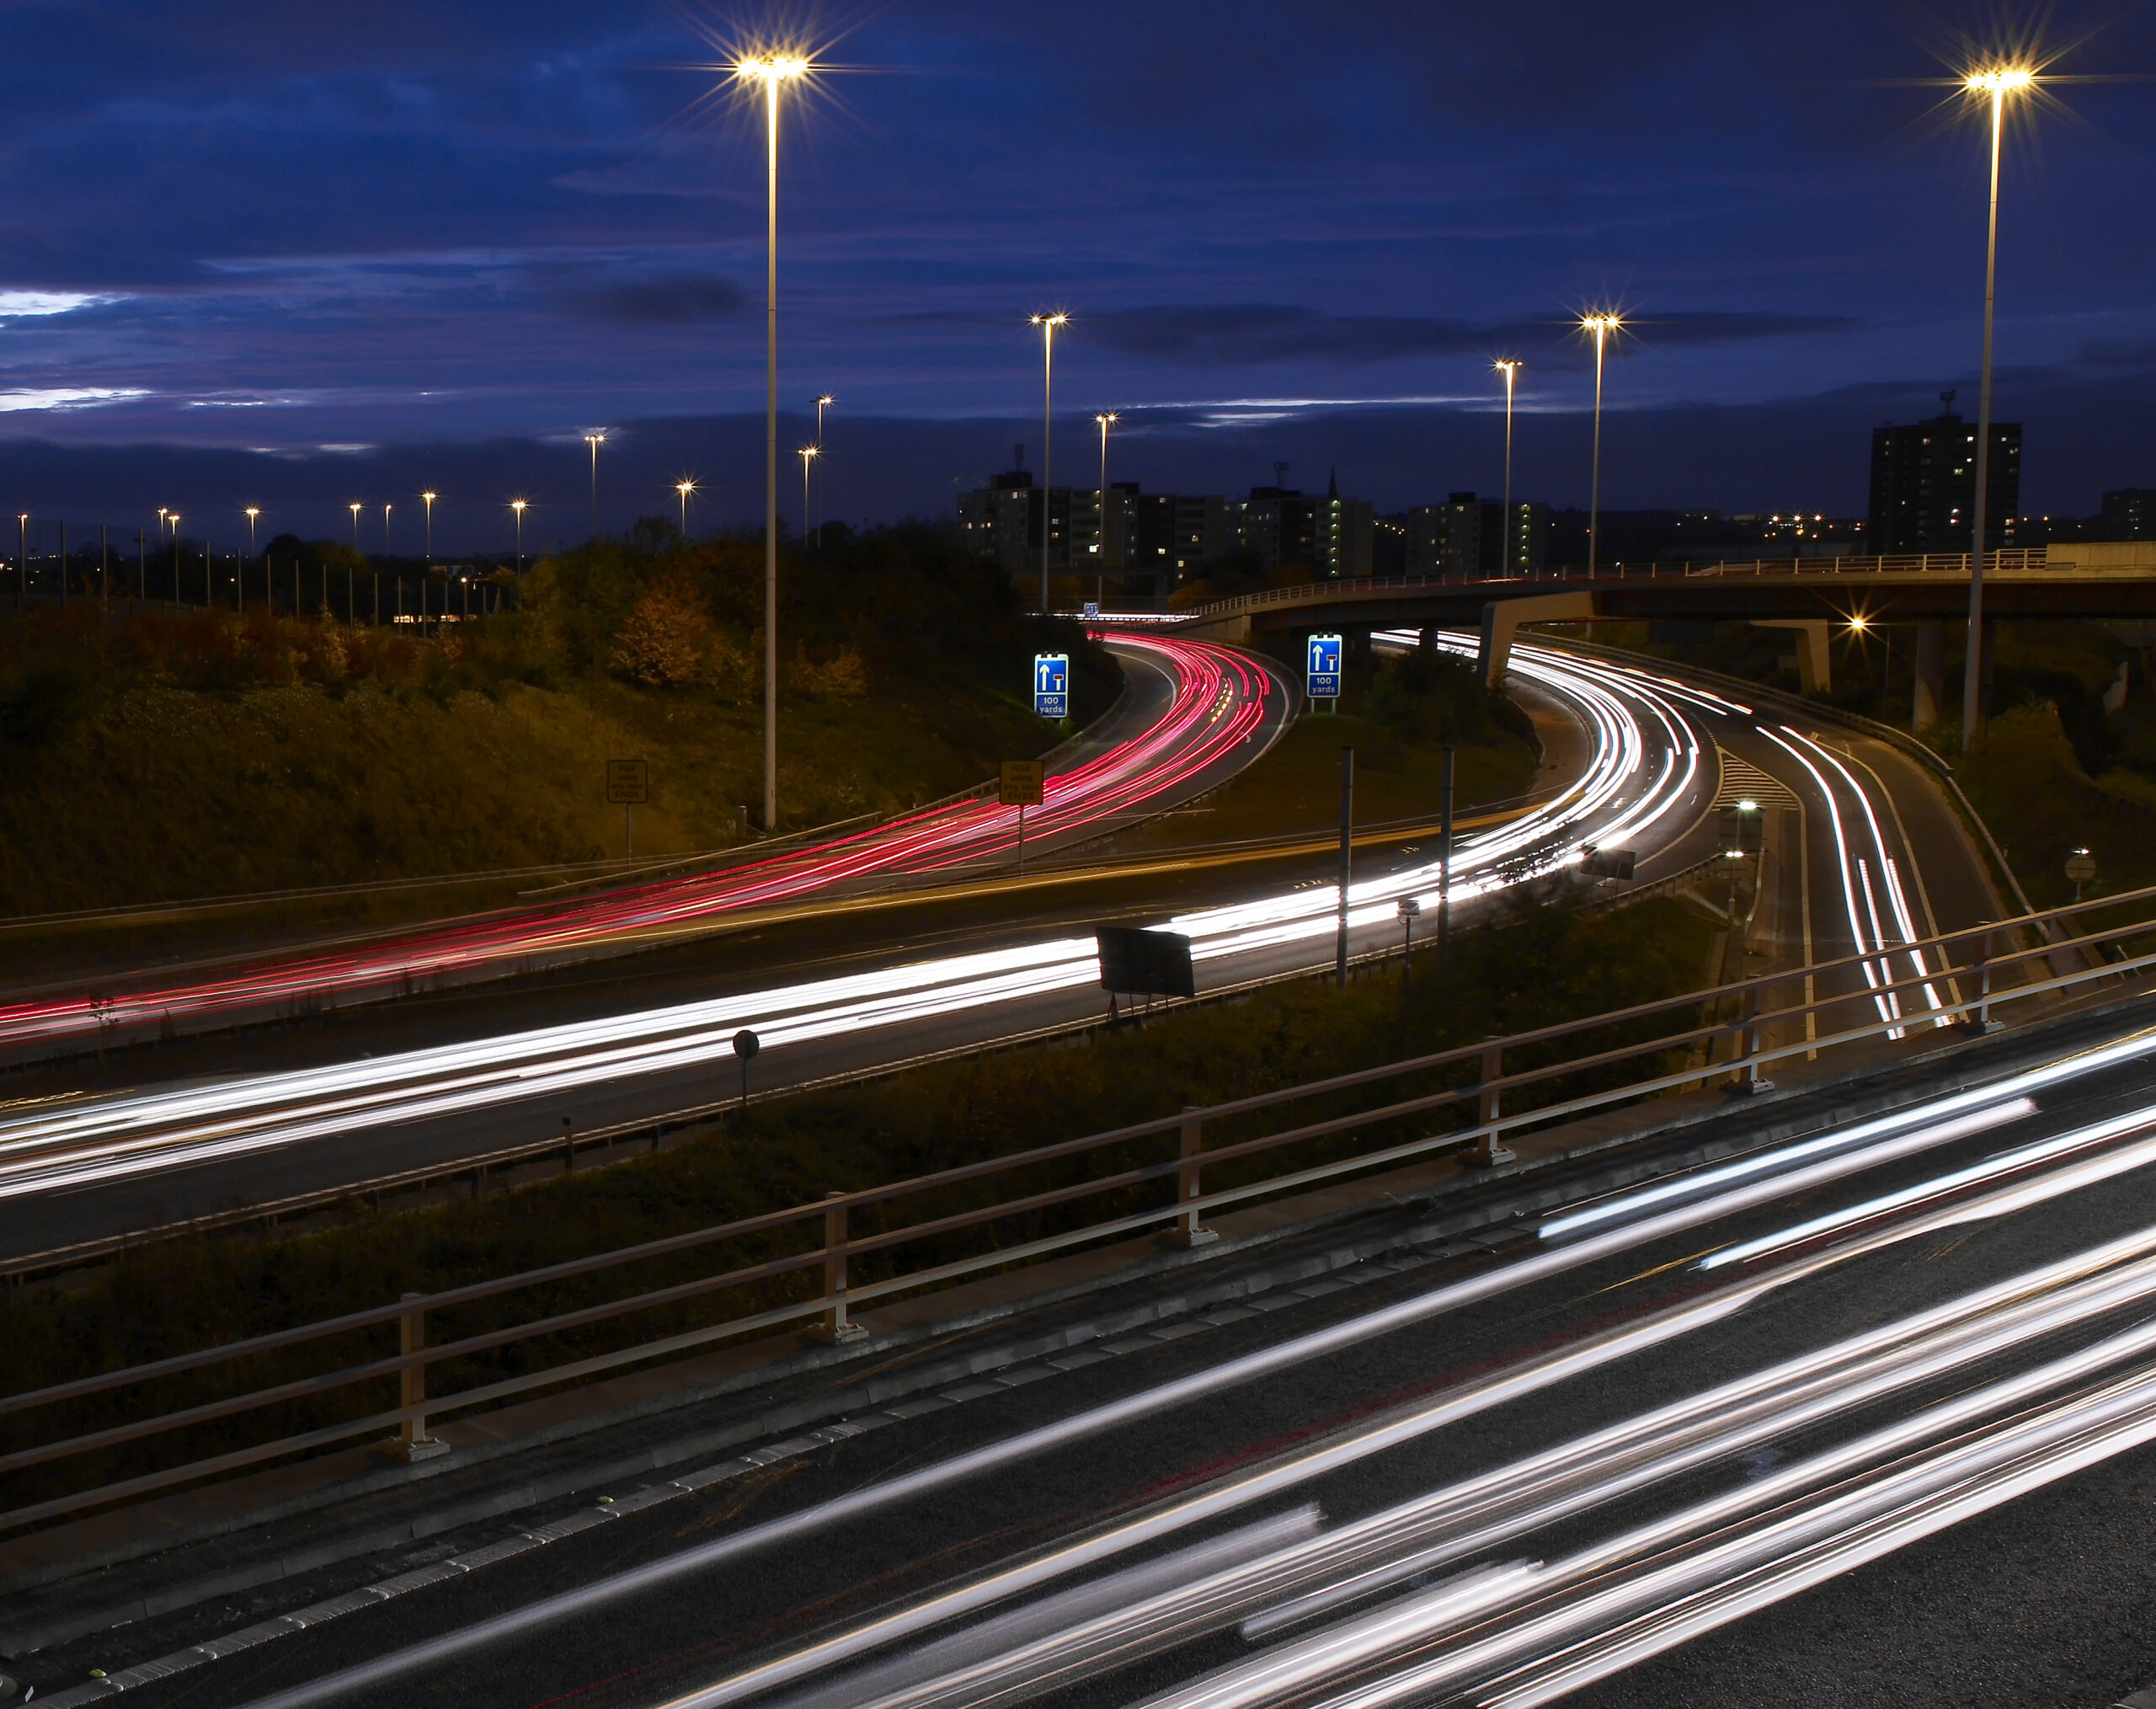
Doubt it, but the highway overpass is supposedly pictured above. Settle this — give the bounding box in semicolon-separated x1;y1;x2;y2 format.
1170;541;2156;697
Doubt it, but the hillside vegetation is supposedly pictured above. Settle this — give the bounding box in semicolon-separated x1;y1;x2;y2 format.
0;522;1112;918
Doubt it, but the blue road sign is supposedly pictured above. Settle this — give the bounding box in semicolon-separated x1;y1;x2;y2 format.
1306;633;1342;700
1082;601;1100;621
1033;652;1070;719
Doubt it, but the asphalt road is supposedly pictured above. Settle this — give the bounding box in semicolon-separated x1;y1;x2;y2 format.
0;639;1712;1254
47;1001;2156;1709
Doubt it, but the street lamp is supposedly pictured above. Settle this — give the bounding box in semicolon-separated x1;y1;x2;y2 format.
798;446;819;542
1961;62;2036;753
736;48;812;832
349;502;362;554
382;502;392;555
814;393;834;547
1030;312;1068;613
1493;360;1520;576
1578;315;1622;578
676;479;696;539
1094;411;1118;607
422;491;436;565
244;506;260;558
584;431;606;538
510;499;527;574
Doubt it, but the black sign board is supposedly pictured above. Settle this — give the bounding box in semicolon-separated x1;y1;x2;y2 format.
1096;927;1196;1000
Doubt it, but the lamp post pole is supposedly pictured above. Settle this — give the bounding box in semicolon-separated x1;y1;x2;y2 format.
422;491;436;566
813;394;833;548
1031;313;1066;613
584;433;605;538
1962;68;2031;751
798;446;818;544
1495;360;1519;575
677;480;695;539
1095;410;1117;608
1580;316;1620;578
511;499;526;574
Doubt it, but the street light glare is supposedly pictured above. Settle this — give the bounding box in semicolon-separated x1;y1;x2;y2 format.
1031;312;1069;328
735;53;810;85
1966;66;2036;93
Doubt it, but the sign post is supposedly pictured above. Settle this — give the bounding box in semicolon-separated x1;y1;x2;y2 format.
1001;760;1046;875
1306;633;1342;711
1032;652;1070;720
606;758;649;860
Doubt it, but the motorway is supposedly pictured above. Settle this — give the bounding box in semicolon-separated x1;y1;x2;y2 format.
40;998;2156;1708
0;636;2016;1258
0;640;1712;1254
0;634;1290;1059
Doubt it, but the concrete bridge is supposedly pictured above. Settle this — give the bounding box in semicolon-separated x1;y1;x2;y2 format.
1166;542;2156;715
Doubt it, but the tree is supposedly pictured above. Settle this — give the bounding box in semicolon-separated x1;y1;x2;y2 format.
611;574;710;688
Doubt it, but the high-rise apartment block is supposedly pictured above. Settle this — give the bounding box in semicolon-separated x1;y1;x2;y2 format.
1866;399;2021;554
1405;493;1547;577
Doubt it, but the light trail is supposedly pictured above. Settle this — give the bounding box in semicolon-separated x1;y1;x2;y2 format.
0;641;1704;1204
215;1065;2118;1709
0;636;1279;1054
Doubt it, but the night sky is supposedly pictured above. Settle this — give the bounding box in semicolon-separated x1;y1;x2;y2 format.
1;2;2151;553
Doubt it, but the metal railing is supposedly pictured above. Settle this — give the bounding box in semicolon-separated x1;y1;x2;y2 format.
1174;547;2154;622
3;884;2153;1536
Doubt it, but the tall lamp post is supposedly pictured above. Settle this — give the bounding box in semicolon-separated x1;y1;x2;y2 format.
737;51;810;832
676;480;696;539
798;446;819;542
244;506;260;558
1961;64;2035;752
349;502;362;555
814;394;833;547
1493;360;1520;576
1030;312;1067;613
382;502;392;556
422;491;437;565
511;499;527;574
1579;315;1621;578
1094;411;1117;608
584;431;606;538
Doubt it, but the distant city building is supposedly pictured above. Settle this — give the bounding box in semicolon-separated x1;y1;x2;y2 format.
1316;472;1373;579
2101;489;2156;541
956;446;1094;584
1406;492;1547;577
1173;494;1227;572
1229;484;1319;574
1866;397;2021;554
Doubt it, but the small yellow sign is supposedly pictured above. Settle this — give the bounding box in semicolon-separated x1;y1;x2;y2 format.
999;761;1045;807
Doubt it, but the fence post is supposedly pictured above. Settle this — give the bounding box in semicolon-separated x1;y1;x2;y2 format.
378;1291;450;1461
1965;924;2004;1033
1159;1108;1219;1248
1729;983;1775;1095
803;1191;869;1343
1470;1039;1517;1167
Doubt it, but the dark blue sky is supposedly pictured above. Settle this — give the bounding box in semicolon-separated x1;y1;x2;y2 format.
1;2;2151;550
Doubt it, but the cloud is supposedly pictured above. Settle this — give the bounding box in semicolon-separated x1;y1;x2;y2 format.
548;270;750;324
0;386;150;412
1072;304;1857;366
0;289;118;318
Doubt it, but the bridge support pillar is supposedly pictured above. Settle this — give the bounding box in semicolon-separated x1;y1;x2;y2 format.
1753;619;1832;696
1478;592;1597;689
1913;622;1945;729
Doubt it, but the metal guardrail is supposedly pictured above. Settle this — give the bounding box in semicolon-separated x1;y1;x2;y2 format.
3;884;2153;1535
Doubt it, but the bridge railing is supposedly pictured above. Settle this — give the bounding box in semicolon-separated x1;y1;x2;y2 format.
3;883;2154;1536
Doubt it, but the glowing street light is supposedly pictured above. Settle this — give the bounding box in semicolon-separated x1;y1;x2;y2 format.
510;499;527;574
1578;314;1622;577
422;491;437;565
798;446;819;543
584;431;606;538
382;502;393;556
811;393;834;547
349;502;362;554
736;48;812;832
1960;61;2036;752
676;479;696;538
1031;312;1069;613
243;507;260;558
1094;411;1118;608
1493;360;1521;576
